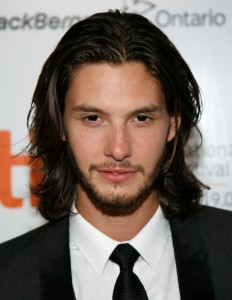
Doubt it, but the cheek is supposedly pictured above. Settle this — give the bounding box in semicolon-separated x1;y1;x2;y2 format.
133;127;168;151
132;131;167;166
68;130;104;164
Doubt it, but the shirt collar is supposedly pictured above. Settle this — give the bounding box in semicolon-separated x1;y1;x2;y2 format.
129;206;170;271
69;205;118;275
69;205;170;275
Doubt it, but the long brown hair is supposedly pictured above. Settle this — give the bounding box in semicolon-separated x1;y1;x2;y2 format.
27;10;206;220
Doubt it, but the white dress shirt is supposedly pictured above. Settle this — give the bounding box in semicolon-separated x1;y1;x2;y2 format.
69;206;180;299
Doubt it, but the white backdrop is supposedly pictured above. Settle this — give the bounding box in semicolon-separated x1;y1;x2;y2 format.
0;0;231;243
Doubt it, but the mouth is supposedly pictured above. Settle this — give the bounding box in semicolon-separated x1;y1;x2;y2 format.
97;168;137;183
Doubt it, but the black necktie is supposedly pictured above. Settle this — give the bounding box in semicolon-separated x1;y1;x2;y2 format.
110;243;149;300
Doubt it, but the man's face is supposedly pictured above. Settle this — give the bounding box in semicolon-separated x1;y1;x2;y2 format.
64;63;176;215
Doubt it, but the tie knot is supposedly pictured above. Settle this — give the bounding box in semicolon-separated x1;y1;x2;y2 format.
110;243;140;271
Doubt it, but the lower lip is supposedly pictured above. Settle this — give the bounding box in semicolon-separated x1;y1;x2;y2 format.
97;171;136;183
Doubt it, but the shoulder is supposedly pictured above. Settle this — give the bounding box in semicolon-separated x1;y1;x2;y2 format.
0;216;69;256
193;205;232;248
0;222;49;299
172;206;232;297
196;205;232;228
0;222;49;254
198;204;232;216
0;217;69;299
0;216;69;273
170;205;232;247
0;222;50;274
196;206;232;296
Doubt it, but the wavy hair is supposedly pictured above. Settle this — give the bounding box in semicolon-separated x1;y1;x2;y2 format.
27;10;206;220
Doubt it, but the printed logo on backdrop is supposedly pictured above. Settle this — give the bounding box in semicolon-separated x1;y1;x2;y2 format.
123;0;226;27
0;131;41;208
186;129;232;210
0;13;86;30
0;0;227;31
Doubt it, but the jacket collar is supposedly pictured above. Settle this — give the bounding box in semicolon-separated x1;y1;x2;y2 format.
39;217;75;300
170;215;215;300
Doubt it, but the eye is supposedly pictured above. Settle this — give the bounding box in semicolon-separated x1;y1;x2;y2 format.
86;115;99;121
135;115;149;122
83;114;105;127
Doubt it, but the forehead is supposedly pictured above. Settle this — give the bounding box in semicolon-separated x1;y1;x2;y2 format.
65;62;166;111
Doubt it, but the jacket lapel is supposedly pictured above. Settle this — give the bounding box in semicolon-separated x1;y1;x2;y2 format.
170;216;215;300
39;217;75;300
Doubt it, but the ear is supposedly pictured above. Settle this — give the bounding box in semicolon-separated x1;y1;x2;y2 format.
167;116;181;142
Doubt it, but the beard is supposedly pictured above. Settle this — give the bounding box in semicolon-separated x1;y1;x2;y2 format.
67;145;164;216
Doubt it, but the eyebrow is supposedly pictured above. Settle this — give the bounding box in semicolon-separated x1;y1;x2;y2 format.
130;105;162;116
72;104;105;114
72;104;162;115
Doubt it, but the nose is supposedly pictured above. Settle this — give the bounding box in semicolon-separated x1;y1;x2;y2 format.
104;124;132;161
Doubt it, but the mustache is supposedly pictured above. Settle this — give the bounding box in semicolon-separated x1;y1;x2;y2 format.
89;161;145;175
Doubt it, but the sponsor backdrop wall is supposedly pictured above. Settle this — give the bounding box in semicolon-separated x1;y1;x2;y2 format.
1;0;231;243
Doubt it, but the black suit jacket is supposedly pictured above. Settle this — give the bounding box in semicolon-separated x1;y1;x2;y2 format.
1;205;232;300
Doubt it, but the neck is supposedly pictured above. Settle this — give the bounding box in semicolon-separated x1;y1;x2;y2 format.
75;191;159;241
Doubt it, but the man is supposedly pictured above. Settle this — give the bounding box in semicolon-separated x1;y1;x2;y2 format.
0;10;232;300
